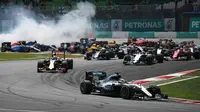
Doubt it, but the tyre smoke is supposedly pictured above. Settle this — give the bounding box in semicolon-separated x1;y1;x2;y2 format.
0;2;95;46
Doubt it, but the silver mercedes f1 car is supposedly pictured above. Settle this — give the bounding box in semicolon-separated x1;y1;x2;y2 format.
80;71;168;100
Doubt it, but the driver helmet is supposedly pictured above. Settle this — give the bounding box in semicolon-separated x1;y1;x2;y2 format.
52;54;58;60
109;73;122;81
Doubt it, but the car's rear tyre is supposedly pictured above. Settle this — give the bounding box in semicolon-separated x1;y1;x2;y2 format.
124;55;131;61
37;61;44;73
80;80;93;94
61;61;68;73
120;85;133;99
156;55;164;63
193;52;200;59
186;54;192;60
67;59;73;69
145;56;153;65
1;47;6;52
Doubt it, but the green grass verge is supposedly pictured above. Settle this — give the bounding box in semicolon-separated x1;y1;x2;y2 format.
145;70;200;100
160;77;200;100
142;70;200;100
0;53;82;61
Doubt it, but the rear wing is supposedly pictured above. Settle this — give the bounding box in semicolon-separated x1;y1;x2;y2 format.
85;71;107;81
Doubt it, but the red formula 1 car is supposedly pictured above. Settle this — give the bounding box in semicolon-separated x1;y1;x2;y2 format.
169;48;192;61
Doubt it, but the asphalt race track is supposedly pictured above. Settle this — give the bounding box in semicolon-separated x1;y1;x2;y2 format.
0;59;200;112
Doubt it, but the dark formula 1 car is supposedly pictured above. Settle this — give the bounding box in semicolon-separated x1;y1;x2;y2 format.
1;42;11;52
123;46;163;65
80;71;168;100
37;50;73;73
84;48;116;60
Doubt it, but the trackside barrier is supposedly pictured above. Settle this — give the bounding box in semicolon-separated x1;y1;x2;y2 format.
112;31;128;38
154;32;176;39
95;31;112;38
92;31;200;38
176;32;198;38
128;32;155;38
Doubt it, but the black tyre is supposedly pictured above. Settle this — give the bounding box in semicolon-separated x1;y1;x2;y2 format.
86;52;92;60
37;61;44;73
147;85;161;97
156;55;164;63
61;61;68;73
81;49;86;54
67;59;73;69
118;56;124;59
1;47;6;52
145;56;153;65
120;85;133;99
118;53;124;59
80;80;93;94
124;55;131;61
186;54;191;61
161;94;168;99
193;52;200;59
106;56;110;60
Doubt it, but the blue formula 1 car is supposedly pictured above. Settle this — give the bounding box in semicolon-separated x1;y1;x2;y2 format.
80;71;168;100
1;41;57;52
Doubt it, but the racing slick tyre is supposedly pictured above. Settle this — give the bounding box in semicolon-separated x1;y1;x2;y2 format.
117;53;125;59
1;47;6;52
120;85;133;99
193;52;200;59
186;54;192;61
123;55;131;65
61;61;68;73
106;56;110;60
80;80;93;94
37;61;44;73
156;55;164;63
147;85;161;98
67;59;73;69
86;52;92;60
161;94;168;99
124;55;131;61
145;56;154;65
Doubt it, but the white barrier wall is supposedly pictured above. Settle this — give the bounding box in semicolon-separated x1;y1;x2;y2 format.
112;31;128;38
154;32;177;39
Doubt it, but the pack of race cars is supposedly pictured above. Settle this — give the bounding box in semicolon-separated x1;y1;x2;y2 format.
79;38;200;65
3;38;199;101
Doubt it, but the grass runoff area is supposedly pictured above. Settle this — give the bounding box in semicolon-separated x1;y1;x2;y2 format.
144;71;200;100
0;52;82;61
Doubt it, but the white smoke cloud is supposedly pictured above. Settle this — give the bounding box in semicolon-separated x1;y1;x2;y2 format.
0;2;96;46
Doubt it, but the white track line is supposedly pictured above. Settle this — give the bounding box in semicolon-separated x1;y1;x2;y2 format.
0;108;45;112
157;76;200;86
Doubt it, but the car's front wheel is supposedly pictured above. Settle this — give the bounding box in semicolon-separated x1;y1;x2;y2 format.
120;85;133;99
